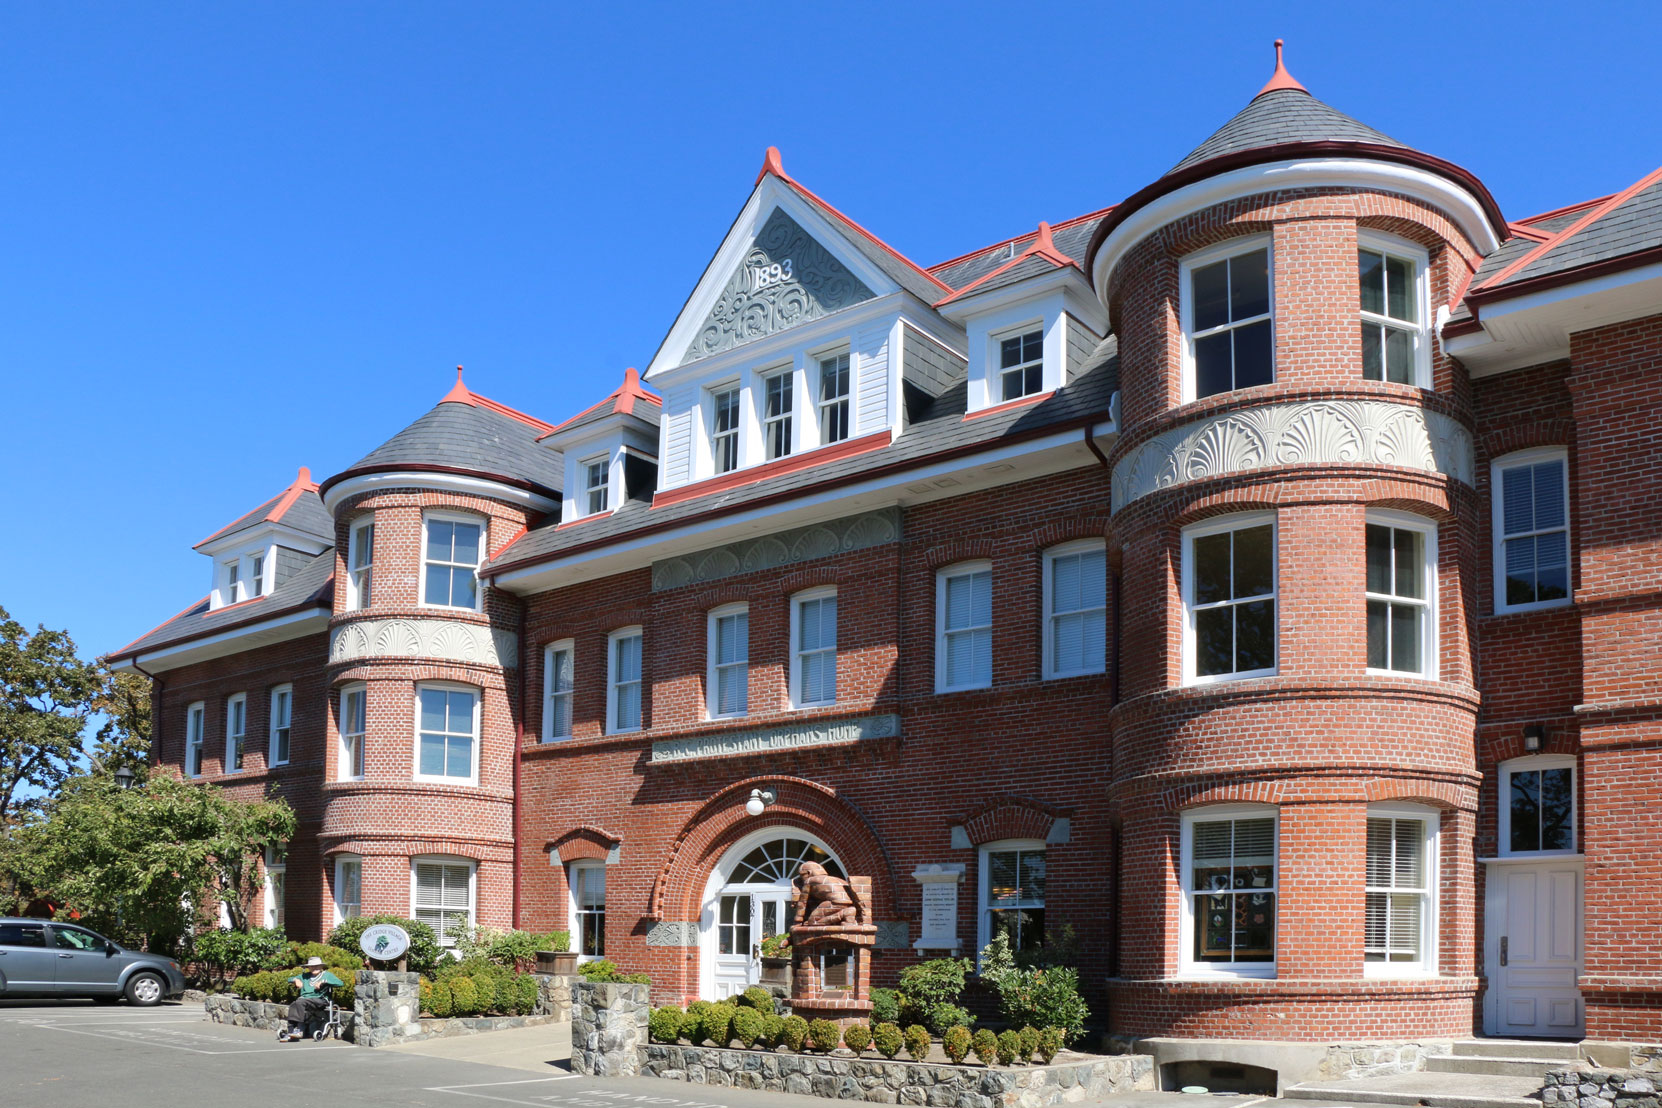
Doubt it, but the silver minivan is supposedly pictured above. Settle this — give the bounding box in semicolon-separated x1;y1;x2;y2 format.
0;918;186;1005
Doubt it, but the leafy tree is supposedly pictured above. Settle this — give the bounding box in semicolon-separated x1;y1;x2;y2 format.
0;608;106;825
91;667;152;772
0;774;295;952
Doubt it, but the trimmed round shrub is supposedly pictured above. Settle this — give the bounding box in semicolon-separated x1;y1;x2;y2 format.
494;975;518;1015
841;1022;871;1054
868;987;900;1025
650;1006;684;1044
740;985;773;1013
1017;1025;1040;1064
326;914;443;977
1037;1026;1064;1064
427;978;454;1018
808;1018;840;1053
971;1028;999;1067
515;974;539;1015
699;1002;737;1048
285;941;362;975
447;975;481;1017
942;1025;971;1064
780;1014;809;1053
759;1013;785;1049
904;1024;931;1063
996;1029;1020;1066
732;1006;764;1048
871;1021;902;1060
929;1002;972;1037
678;1009;703;1043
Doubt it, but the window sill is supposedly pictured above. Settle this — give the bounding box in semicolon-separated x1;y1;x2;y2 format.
1363;964;1438;979
963;390;1055;422
1170;967;1277;981
1182;668;1278;688
1044;667;1108;682
1490;599;1574;617
411;775;480;787
935;682;993;695
1479;852;1583;865
1364;667;1438;681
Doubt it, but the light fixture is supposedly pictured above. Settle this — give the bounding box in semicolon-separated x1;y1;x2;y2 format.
113;765;136;790
745;788;777;818
1523;725;1545;751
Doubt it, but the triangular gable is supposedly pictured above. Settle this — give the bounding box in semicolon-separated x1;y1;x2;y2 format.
647;174;901;379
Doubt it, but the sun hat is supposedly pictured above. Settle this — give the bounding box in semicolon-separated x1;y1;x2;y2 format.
304;957;326;969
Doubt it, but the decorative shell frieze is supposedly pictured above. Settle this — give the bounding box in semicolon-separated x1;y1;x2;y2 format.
330;618;518;667
1111;399;1473;512
651;508;900;591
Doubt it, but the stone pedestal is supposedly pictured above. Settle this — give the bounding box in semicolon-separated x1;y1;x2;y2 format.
570;980;650;1076
354;970;421;1048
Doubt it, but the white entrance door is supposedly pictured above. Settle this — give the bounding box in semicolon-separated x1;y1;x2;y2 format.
1487;859;1583;1037
701;832;846;1001
710;889;792;999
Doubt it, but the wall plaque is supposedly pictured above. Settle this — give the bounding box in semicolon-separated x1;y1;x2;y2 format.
649;713;899;764
913;863;965;953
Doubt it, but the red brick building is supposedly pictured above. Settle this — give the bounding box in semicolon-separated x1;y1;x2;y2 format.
112;45;1662;1079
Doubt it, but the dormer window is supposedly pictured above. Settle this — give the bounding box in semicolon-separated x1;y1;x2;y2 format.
583;457;610;516
249;554;265;599
763;370;794;460
422;513;483;611
998;329;1044;402
817;353;850;445
1183;240;1272;401
712;386;741;474
223;561;241;605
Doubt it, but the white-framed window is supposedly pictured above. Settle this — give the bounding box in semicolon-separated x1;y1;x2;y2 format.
414;683;479;784
1183;513;1277;684
226;693;247;772
791;587;838;708
1365;805;1438;976
1499;755;1577;856
421;512;484;611
707;604;749;719
338;683;366;781
711;385;741;475
185;701;206;778
607;627;643;734
411;856;476;947
542;640;574;742
979;839;1046;960
268;684;292;766
570;862;606;961
996;327;1045;402
333;854;362;924
347;519;374;610
583;456;609;516
249;554;266;599
1180;806;1278;976
223;560;242;606
936;561;993;692
1492;448;1571;614
1182;237;1273;401
263;844;286;932
762;369;794;461
1358;236;1431;386
1044;540;1107;679
817;353;850;445
1366;512;1436;677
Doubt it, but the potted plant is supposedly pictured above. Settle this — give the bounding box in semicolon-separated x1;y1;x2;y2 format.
759;933;792;986
534;931;578;975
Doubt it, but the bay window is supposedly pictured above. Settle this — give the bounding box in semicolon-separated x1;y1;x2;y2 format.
1183;240;1273;401
422;513;483;610
1366;513;1436;676
347;519;374;609
338;684;366;780
1182;807;1277;974
1183;513;1277;683
414;684;478;783
1358;238;1429;385
1365;807;1437;974
334;855;362;923
412;857;475;947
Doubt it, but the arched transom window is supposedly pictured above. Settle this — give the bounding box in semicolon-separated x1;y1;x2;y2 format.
727;837;844;885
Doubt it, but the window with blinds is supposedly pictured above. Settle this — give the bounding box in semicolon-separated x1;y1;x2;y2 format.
938;563;993;691
1365;815;1433;969
984;845;1046;955
609;629;643;733
1045;542;1107;679
708;607;749;718
413;861;473;946
543;642;574;741
334;857;361;922
1186;813;1277;968
793;590;837;707
1495;452;1570;612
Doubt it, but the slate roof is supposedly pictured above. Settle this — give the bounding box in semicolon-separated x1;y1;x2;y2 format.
930;211;1111;292
488;335;1120;575
538;367;662;443
1169;88;1409;175
329;388;564;496
109;551;333;661
194;476;333;550
780;174;952;306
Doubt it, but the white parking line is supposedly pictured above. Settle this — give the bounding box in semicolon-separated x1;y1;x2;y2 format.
425;1081;736;1108
24;1021;353;1054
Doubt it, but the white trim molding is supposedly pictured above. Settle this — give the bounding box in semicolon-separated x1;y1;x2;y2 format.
321;470;558;515
329;618;518;668
1113;399;1474;512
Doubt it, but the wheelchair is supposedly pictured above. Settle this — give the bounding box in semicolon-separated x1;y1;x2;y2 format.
277;984;345;1042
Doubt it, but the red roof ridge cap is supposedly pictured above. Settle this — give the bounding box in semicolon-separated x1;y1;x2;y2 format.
1517;193;1616;225
1476;165;1662;292
1505;222;1554;244
266;466;316;526
932;221;1076;306
1255;39;1309;98
441;364;473;405
441;367;556;433
927;205;1117;276
538;367;662;440
777;173;953;294
756;145;790;186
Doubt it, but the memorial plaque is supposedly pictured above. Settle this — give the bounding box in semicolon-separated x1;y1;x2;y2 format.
912;863;965;952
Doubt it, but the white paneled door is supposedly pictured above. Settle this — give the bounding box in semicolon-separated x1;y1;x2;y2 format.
1486;858;1583;1038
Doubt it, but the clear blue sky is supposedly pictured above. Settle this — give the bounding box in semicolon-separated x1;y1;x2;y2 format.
3;1;1656;664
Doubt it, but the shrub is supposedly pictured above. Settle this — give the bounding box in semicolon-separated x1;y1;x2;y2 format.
942;1025;972;1064
929;1002;972;1037
740;985;773;1013
678;1009;703;1043
326;915;443;977
872;1021;902;1059
780;1014;809;1052
447;976;482;1017
904;1024;931;1063
758;933;791;959
759;1013;785;1049
996;1029;1020;1066
195;927;289;982
542;930;571;954
971;1028;999;1066
1017;1025;1040;1064
699;1003;736;1048
868;987;900;1025
426;978;453;1018
575;958;650;984
453;925;547;972
808;1018;840;1052
650;1006;684;1044
898;958;969;1012
841;1022;871;1054
977;933;1090;1045
516;974;539;1015
732;1006;764;1048
285;941;361;975
1037;1026;1064;1064
494;975;518;1016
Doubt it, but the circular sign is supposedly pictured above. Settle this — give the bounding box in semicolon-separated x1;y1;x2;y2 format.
359;923;411;961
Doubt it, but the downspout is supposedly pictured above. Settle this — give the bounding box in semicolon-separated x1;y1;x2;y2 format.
512;601;526;930
1084;414;1122;984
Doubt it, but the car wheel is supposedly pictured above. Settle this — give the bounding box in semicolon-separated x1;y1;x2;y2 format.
125;972;165;1006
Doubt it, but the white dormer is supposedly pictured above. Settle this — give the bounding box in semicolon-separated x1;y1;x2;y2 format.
538;368;662;525
194;467;333;610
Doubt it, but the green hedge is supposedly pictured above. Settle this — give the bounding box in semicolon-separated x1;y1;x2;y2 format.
231;967;356;1009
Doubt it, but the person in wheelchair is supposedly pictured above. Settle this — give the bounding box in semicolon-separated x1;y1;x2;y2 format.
281;957;343;1041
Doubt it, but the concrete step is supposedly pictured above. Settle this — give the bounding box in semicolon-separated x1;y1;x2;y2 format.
1451;1039;1581;1063
1285;1071;1544;1108
1426;1054;1565;1078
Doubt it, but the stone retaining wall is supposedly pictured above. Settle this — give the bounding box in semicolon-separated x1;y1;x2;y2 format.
639;1044;1154;1105
1541;1069;1659;1108
1319;1040;1454;1080
205;994;357;1041
570;980;651;1077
